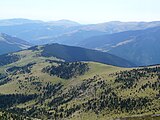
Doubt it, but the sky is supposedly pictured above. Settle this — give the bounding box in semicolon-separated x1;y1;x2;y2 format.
0;0;159;24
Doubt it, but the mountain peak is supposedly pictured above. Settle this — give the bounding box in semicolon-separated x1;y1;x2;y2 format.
47;19;81;27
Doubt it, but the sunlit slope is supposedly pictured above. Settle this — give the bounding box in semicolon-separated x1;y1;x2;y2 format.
0;48;124;94
0;46;159;120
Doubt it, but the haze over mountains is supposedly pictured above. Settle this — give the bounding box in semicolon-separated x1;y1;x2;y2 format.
79;26;160;66
0;19;160;66
0;19;160;45
0;19;81;44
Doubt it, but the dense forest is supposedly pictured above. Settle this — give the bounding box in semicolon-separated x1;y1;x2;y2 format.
42;62;89;79
0;54;20;66
6;63;36;75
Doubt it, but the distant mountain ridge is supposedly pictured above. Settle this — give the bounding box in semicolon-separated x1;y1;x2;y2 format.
0;33;31;55
0;18;43;26
78;26;160;66
1;19;160;66
0;18;160;45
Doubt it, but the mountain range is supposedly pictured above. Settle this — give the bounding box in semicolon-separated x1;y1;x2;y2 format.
1;19;160;66
0;19;160;45
78;26;160;66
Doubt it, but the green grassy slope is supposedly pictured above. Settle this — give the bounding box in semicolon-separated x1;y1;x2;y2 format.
0;48;159;120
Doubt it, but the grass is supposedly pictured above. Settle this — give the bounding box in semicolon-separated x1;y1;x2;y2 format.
0;49;160;120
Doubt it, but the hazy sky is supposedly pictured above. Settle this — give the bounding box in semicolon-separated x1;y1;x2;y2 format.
0;0;159;23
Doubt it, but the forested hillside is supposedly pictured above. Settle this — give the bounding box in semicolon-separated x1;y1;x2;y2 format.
0;46;159;120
